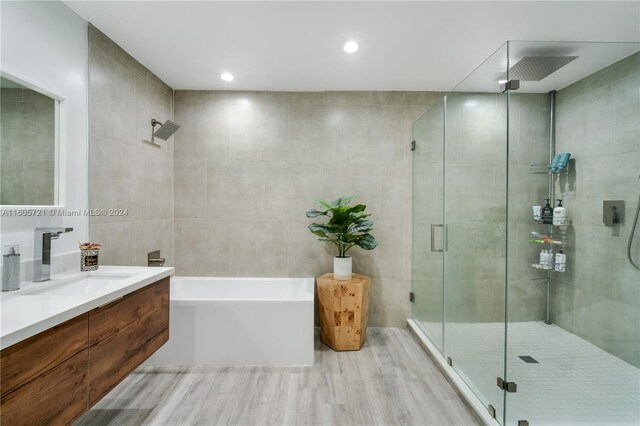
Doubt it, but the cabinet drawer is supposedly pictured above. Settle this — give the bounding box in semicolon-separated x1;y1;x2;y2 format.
89;328;168;406
88;279;169;405
89;277;169;345
1;314;88;396
1;349;88;426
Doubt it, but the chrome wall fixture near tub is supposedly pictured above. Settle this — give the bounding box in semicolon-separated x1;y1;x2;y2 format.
148;277;315;366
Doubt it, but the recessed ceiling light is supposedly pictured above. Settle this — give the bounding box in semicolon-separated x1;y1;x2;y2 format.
343;41;359;53
220;72;234;82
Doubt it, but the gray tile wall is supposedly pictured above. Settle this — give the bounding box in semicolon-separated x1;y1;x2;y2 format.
88;25;174;268
173;90;439;326
1;88;55;205
553;52;640;367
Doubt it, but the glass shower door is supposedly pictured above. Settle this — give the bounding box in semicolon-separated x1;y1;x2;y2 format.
411;97;445;352
443;43;510;423
504;40;640;426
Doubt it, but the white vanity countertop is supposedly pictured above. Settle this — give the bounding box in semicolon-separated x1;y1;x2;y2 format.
0;266;174;350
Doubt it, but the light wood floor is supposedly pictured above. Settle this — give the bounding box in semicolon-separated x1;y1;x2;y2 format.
76;328;479;426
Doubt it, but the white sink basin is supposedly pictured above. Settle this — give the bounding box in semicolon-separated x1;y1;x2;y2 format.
24;273;135;296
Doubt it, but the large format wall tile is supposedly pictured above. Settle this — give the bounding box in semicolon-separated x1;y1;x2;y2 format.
174;160;206;218
89;26;174;268
554;52;640;367
174;219;230;276
173;102;228;161
228;219;288;277
228;102;288;162
265;163;322;220
346;105;404;164
89;222;136;266
288;105;347;163
174;91;437;326
368;279;411;327
206;162;266;219
90;49;136;145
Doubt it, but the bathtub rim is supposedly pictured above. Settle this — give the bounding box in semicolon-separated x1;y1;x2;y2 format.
170;276;315;302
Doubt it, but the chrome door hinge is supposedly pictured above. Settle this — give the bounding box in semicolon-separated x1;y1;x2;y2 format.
497;377;517;393
500;79;520;93
410;140;416;151
409;291;415;303
487;405;496;419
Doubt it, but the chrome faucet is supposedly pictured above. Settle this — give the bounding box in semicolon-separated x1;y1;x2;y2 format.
34;227;73;282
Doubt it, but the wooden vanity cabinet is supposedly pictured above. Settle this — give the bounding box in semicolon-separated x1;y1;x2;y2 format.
0;277;169;426
0;315;89;426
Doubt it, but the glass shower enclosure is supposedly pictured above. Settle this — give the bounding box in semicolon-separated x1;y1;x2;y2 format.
410;41;640;425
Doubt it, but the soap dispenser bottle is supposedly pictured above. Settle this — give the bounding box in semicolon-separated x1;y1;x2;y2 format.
553;199;568;226
542;199;554;224
2;245;20;292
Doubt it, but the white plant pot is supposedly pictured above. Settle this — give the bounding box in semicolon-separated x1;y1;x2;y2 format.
333;256;352;280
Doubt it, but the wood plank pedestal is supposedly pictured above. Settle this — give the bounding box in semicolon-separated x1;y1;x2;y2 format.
316;273;370;351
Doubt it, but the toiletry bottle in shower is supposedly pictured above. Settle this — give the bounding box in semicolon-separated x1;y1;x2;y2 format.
553;199;568;226
542;199;554;224
540;249;551;269
554;250;566;272
2;245;20;291
533;205;542;221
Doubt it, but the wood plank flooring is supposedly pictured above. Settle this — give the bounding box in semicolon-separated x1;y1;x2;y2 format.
75;328;479;426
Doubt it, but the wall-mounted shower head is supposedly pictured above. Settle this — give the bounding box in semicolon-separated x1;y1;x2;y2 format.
151;118;181;141
498;56;578;82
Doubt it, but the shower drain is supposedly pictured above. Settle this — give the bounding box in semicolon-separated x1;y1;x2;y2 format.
519;355;539;364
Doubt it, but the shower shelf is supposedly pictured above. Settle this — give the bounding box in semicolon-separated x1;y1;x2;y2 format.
528;239;568;246
530;219;570;226
529;162;571;175
528;260;565;272
528;233;568;245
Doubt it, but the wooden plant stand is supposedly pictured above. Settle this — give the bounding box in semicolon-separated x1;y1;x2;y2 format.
316;273;370;351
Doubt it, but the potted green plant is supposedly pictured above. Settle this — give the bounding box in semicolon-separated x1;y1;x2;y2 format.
306;195;378;280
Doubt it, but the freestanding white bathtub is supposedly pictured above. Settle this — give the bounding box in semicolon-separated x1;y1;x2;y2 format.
148;276;315;366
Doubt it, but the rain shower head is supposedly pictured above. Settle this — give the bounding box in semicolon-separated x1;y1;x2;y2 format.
151;119;181;141
498;56;578;82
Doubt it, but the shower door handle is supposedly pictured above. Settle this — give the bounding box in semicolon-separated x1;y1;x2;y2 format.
431;224;446;252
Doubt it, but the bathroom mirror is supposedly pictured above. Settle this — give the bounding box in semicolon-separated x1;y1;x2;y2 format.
0;73;61;206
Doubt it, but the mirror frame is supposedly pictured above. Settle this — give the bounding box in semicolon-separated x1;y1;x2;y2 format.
0;71;66;211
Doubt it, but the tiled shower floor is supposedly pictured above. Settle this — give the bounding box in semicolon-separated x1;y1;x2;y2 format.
419;321;639;425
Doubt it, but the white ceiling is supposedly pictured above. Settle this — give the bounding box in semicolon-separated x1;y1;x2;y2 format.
64;1;640;91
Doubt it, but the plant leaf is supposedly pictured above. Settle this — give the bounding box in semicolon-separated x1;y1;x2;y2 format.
349;219;374;233
331;195;357;208
306;209;327;218
355;234;378;250
308;223;330;238
314;199;332;209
